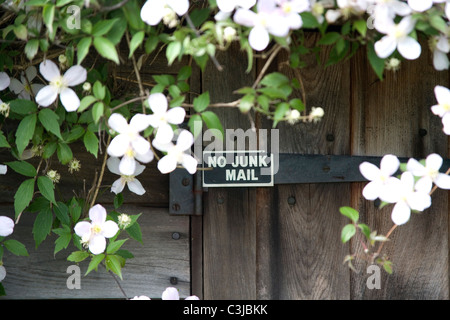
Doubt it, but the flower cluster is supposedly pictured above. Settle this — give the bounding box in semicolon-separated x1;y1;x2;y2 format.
131;287;199;300
359;153;450;225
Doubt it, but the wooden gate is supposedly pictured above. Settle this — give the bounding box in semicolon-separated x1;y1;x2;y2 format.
199;33;449;300
1;32;448;300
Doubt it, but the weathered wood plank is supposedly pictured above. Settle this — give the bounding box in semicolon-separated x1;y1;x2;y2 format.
350;41;449;299
202;43;257;299
0;204;190;299
256;32;352;299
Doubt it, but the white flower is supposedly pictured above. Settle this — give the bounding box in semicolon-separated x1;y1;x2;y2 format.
74;204;119;255
0;266;5;282
308;106;324;122
140;0;189;27
131;295;151;300
275;0;310;30
406;153;450;192
146;93;186;144
107;113;154;176
107;156;146;196
9;66;44;100
0;164;7;175
0;72;10;91
0;216;14;237
234;0;290;51
117;213;132;229
431;85;450;118
374;16;421;60
35;60;87;112
430;34;450;71
215;0;256;20
0;100;9;118
153;130;198;174
388;172;432;225
359;154;400;202
162;287;200;300
407;0;442;12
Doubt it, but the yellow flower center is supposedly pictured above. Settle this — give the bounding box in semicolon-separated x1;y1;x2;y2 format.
92;224;102;234
50;75;65;93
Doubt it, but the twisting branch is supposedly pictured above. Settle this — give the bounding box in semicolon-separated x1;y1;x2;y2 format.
252;44;283;89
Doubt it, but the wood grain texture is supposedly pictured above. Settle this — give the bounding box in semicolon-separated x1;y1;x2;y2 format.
350;40;449;299
256;32;352;299
0;204;190;299
202;42;258;300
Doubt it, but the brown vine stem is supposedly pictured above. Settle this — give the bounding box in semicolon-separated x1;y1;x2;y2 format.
252;44;283;90
110;96;148;112
373;223;398;262
429;167;450;196
89;135;111;209
181;100;240;109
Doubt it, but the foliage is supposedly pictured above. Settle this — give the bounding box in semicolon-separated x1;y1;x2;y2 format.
0;0;450;297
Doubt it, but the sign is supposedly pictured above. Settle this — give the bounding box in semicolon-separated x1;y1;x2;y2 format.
202;150;274;187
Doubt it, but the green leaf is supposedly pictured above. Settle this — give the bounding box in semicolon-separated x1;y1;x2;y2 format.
57;142;73;164
260;72;290;88
367;42;384;80
93;36;119;64
239;94;254;113
54;202;71;226
125;221;143;244
6;161;37;177
14;178;35;218
358;223;371;240
430;15;448;34
13;24;27;40
32;207;53;248
177;66;192;81
114;193;123;209
85;253;105;276
42;3;55;33
53;225;72;255
24;39;39;60
37;176;56;204
3;239;29;256
107;239;128;255
166;41;182;65
129;31;145;58
341;224;356;243
91;19;118;37
188;114;202;140
353;19;367;37
67;250;89;262
340;206;359;223
15;113;37;156
39;108;62;139
77;37;92;65
42;141;57;159
9;99;38;115
105;254;124;280
193;92;210;113
92;101;104;124
201;111;224;138
300;12;319;29
0;132;10;148
273;102;290;127
83;130;99;158
78;95;97;113
92;81;106;100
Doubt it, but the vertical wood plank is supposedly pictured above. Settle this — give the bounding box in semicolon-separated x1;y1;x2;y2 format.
202;43;257;299
256;32;351;299
350;42;449;299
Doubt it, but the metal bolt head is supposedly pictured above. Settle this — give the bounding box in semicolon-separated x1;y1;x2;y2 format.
182;178;190;186
170;277;178;285
326;133;335;142
172;203;180;211
419;128;427;137
288;196;296;205
217;197;224;204
172;232;181;240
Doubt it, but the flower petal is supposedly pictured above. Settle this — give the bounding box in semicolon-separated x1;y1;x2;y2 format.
0;165;7;175
217;0;237;12
406;158;426;176
127;179;146;195
166;107;186;124
130;113;150;132
39;59;60;82
414;176;433;194
391;201;411;225
74;221;92;238
60;87;81;112
9;78;24;94
434;173;450;190
107;134;130;157
148;93;168;115
135;149;155;164
108;113;129;134
131;136;151;155
362;181;381;200
101;220;119;238
249;26;270;51
25;66;37;81
374;35;397;59
233;8;257;27
162;287;180;300
0;72;10;91
426;153;443;171
89;235;106;255
134;162;146;176
63;65;87;87
0;216;14;237
397;37;421;60
35;85;58;107
140;0;165;26
380;154;400;176
89;204;107;224
407;0;432;12
119;155;137;176
167;0;189;16
181;154;198;174
111;178;126;194
107;156;122;175
176;130;194;151
154;123;175;144
157;155;178;174
359;162;381;181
